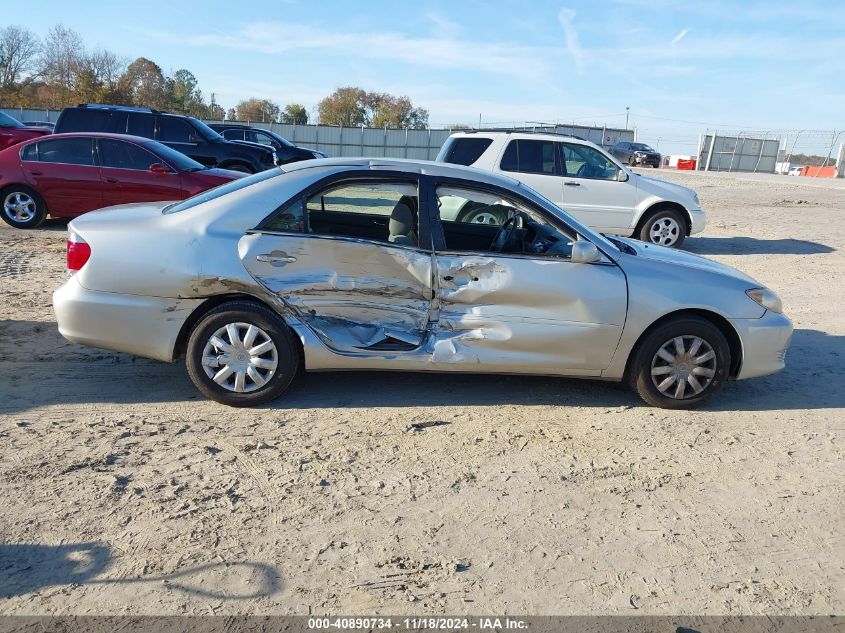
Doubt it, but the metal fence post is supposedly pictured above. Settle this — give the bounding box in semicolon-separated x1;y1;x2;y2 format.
339;125;343;158
704;131;717;172
361;124;364;156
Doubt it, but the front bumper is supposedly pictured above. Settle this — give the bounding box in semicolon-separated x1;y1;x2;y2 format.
729;310;793;380
53;276;203;362
688;207;707;235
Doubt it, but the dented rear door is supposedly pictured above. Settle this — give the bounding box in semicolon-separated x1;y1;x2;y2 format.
239;181;434;353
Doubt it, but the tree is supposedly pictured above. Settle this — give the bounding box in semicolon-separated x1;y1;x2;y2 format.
281;103;308;125
0;25;40;90
167;68;206;116
209;102;225;120
318;87;368;127
318;86;428;128
233;97;281;122
226;107;236;121
118;57;168;110
39;24;84;108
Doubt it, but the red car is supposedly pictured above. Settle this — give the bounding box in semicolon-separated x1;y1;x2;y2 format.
0;111;51;150
0;133;245;229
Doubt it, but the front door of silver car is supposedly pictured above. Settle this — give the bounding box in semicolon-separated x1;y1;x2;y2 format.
240;177;434;353
427;180;628;374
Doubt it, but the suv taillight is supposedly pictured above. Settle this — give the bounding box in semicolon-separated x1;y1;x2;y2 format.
67;231;91;272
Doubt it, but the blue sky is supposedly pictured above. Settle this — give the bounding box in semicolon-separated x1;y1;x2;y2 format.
7;0;845;154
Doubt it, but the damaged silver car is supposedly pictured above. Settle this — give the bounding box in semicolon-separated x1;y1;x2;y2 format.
53;158;792;408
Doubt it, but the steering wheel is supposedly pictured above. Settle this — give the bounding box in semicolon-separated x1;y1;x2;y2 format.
490;214;523;253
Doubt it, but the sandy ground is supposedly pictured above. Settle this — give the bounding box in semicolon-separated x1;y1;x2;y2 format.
0;169;843;616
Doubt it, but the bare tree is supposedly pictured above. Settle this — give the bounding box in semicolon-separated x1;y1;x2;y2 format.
0;25;40;89
39;24;85;107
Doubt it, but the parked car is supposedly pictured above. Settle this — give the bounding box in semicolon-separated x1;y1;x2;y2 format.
787;166;804;176
0;133;244;229
54;105;279;174
0;111;51;151
208;124;326;163
437;132;703;248
609;141;662;167
53;157;791;409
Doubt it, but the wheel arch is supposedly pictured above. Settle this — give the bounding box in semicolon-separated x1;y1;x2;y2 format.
173;292;305;371
635;201;692;236
623;308;743;381
217;159;255;173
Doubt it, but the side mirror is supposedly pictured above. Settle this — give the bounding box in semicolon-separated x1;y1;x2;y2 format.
571;240;601;264
149;162;171;174
617;169;629;182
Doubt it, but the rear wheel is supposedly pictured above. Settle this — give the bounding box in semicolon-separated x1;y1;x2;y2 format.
638;207;686;248
1;186;47;229
222;163;254;174
185;301;299;407
628;316;730;409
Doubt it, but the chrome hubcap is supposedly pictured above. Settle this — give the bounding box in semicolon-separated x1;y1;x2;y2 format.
649;216;681;246
651;335;717;399
201;322;278;393
4;192;36;222
470;211;500;225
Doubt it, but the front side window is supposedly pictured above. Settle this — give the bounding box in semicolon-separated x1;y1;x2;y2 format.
562;143;619;180
158;117;196;143
127;112;155;138
223;128;245;141
34;138;95;166
99;139;160;171
246;130;276;148
304;180;420;247
500;139;558;175
436;185;576;257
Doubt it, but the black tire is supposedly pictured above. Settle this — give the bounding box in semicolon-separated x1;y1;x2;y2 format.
628;316;730;409
637;207;687;248
1;185;47;229
185;301;299;407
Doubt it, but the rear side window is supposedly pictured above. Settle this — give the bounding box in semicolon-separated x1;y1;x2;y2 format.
99;139;159;171
127;112;155;138
35;138;95;166
441;137;493;166
500;139;558;175
20;143;38;161
158;117;195;143
56;108;109;132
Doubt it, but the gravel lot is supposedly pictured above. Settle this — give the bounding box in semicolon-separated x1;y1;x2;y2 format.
1;169;843;615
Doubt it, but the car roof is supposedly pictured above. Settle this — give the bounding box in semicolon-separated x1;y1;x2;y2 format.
26;132;159;145
280;157;522;188
448;130;601;146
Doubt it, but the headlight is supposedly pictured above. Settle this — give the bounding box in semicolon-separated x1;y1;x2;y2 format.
746;287;782;313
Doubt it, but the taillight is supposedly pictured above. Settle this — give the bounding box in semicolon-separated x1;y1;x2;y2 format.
67;231;91;272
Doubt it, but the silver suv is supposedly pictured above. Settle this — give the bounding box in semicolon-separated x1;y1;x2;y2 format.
437;131;706;248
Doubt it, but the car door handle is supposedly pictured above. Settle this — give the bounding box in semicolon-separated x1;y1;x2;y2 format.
105;178;119;183
27;170;42;176
564;181;581;187
256;253;297;263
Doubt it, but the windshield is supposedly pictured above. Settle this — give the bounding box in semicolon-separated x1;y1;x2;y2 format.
188;117;224;141
269;131;294;147
146;141;205;171
0;112;23;128
630;143;655;151
164;168;282;214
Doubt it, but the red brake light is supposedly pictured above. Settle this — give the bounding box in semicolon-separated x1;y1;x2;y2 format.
67;233;91;271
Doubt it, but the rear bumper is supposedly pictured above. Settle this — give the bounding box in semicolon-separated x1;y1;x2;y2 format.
53;276;203;362
730;311;793;379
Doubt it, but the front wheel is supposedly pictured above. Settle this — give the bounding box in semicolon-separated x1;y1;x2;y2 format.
185;301;300;407
223;163;254;174
1;186;47;229
628;316;730;409
638;208;686;248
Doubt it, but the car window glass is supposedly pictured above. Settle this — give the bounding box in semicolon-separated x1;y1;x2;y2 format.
442;137;493;166
436;185;576;257
263;198;306;232
20;143;38;161
500;139;557;175
58;108;109;132
304;181;420;246
35;138;95;166
224;128;245;141
246;130;275;147
0;112;23;128
158;117;195;143
562;143;619;181
99;139;160;171
127;113;155;138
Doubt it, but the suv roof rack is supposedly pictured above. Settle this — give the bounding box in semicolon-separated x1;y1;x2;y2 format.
74;103;166;115
460;128;585;140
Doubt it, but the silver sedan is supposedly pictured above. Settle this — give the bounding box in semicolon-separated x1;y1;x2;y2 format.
53;158;792;408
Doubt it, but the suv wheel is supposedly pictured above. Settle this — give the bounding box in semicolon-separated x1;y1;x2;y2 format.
638;207;686;248
185;301;299;407
1;186;47;229
629;316;730;409
223;163;254;174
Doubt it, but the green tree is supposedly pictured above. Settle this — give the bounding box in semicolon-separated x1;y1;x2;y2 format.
281;103;308;125
118;57;168;109
367;92;428;129
317;87;368;127
234;97;281;122
318;86;428;128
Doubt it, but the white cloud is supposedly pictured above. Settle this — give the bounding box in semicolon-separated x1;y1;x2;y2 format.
557;8;584;71
671;28;689;45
